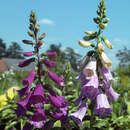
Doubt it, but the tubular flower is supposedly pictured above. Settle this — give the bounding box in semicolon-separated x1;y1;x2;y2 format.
48;71;64;86
83;59;97;79
22;69;35;86
24;52;34;57
46;52;57;57
29;83;46;108
105;86;120;102
71;100;88;127
18;58;35;68
15;91;32;117
98;42;105;52
94;93;112;117
100;52;112;68
29;108;46;128
76;72;87;86
42;59;56;68
82;75;99;101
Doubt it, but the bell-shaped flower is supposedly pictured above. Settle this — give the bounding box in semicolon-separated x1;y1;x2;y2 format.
82;75;99;101
77;72;87;86
70;100;87;127
98;42;105;52
100;67;113;82
15;91;32;117
100;52;112;68
105;86;120;102
29;108;46;128
83;59;97;79
48;71;64;86
22;69;35;87
14;86;29;98
18;58;35;67
29;83;46;108
46;52;57;57
94;93;112;117
75;90;86;105
48;94;67;109
43;59;56;68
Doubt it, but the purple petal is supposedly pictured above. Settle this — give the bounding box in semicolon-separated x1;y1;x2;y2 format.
105;86;120;102
18;58;35;67
82;75;99;101
14;86;29;98
43;59;56;68
100;67;113;82
29;108;46;128
46;52;57;57
24;52;34;57
15;91;32;117
29;83;46;108
94;93;112;117
71;100;87;127
48;71;63;85
22;69;35;86
48;94;67;109
43;121;54;130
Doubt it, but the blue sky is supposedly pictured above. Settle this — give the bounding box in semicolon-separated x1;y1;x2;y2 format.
0;0;130;69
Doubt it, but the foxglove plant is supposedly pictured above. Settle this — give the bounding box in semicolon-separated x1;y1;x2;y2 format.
15;10;68;129
71;0;120;128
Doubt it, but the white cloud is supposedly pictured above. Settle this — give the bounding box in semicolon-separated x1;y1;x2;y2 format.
112;38;129;44
38;18;54;25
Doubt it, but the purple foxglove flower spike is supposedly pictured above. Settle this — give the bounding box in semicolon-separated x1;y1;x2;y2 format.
43;59;56;68
15;91;32;117
82;75;99;101
105;86;120;102
22;69;35;86
29;108;46;128
48;71;64;86
83;59;97;79
18;58;35;67
71;100;87;127
46;52;57;57
94;93;112;117
29;83;46;108
24;52;34;57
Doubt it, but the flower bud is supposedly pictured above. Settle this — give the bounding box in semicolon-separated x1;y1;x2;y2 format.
46;52;57;57
35;24;40;34
27;31;34;38
98;42;105;52
102;37;113;49
22;40;34;45
103;18;110;23
38;33;46;40
78;40;94;48
99;23;107;29
84;31;96;35
100;52;112;68
18;58;35;67
24;52;34;57
36;40;43;48
83;35;96;41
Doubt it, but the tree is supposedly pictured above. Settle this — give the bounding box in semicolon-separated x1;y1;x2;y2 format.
0;38;6;58
6;42;24;59
65;47;81;71
116;47;130;66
